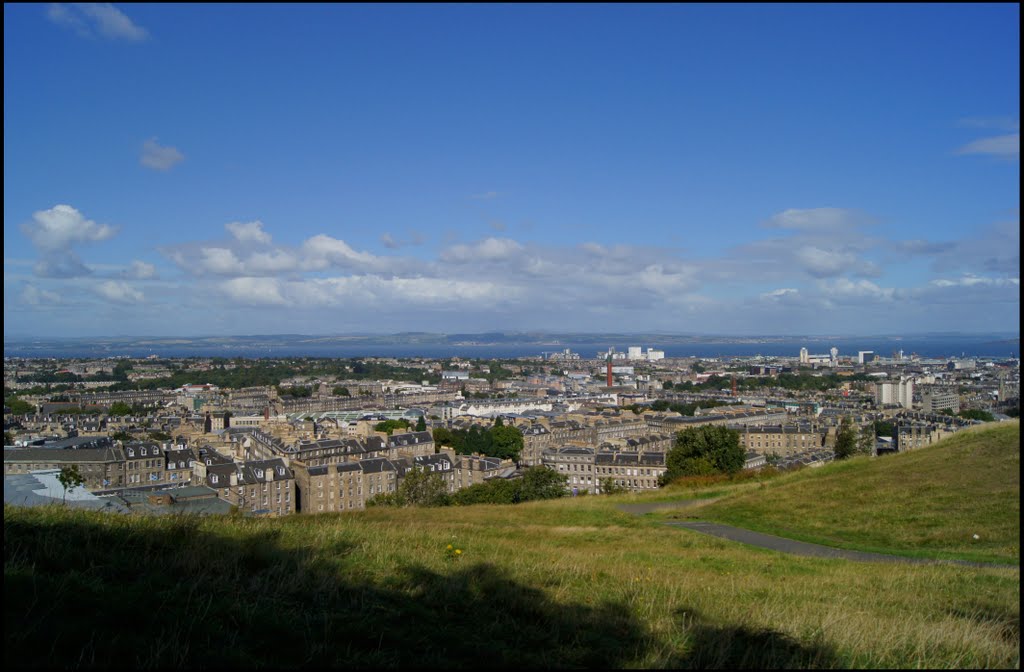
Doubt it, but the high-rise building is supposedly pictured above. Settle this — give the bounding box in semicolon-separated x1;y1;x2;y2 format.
799;347;809;364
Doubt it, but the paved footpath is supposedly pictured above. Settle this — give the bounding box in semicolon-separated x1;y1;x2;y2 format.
618;502;1016;569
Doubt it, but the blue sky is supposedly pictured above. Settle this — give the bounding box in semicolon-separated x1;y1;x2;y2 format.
4;3;1019;338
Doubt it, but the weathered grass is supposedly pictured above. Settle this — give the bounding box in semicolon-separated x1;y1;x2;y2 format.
681;421;1020;564
5;488;1019;668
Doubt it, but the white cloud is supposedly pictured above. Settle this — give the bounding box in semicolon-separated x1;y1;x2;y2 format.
764;208;874;232
47;3;149;41
33;253;92;278
124;260;156;280
247;250;299;274
198;247;245;275
794;246;860;278
22;204;117;252
302;234;385;270
442;237;524;263
221;277;287;305
95;280;144;303
956;133;1020;159
379;231;425;249
930;275;1019;289
140;137;184;171
226;220;271;245
819;278;894;301
761;288;798;300
21;284;62;306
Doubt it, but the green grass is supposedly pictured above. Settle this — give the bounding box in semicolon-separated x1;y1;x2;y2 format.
5;480;1020;668
672;421;1020;565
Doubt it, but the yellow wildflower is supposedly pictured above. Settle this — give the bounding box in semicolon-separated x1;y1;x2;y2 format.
455;549;462;555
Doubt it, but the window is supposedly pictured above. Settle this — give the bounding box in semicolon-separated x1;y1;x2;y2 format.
211;474;219;484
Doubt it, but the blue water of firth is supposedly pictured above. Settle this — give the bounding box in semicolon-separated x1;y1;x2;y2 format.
3;337;1018;360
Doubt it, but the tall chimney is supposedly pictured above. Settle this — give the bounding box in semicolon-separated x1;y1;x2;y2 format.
606;357;613;388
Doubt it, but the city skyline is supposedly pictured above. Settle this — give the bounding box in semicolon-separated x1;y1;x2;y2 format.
4;4;1020;338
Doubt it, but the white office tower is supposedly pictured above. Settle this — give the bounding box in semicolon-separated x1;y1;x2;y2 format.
627;346;643;360
897;377;914;409
875;377;914;409
799;347;809;364
830;347;839;361
646;348;665;361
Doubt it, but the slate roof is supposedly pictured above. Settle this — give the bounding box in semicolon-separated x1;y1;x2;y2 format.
4;470;129;512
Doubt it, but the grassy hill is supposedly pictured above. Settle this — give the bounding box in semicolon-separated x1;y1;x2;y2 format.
4;423;1019;669
670;421;1020;564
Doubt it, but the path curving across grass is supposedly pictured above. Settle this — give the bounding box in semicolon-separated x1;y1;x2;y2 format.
663;421;1020;565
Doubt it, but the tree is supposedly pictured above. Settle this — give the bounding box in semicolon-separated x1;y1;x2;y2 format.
872;420;896;438
432;427;454;447
415;415;427;432
4;397;35;415
833;417;859;460
599;477;627;495
57;465;85;505
857;423;876;456
663;425;744;483
369;467;450;507
489;425;523;461
517;466;568;501
374;419;411;435
108;402;133;416
4;431;14;446
494;416;504;427
958;409;995;422
332;386;351;397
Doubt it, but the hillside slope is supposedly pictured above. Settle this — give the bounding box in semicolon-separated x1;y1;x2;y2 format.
5;464;1019;669
686;421;1020;563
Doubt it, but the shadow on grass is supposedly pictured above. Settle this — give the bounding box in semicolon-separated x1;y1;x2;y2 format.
5;509;645;668
947;604;1020;645
5;508;839;669
665;607;839;669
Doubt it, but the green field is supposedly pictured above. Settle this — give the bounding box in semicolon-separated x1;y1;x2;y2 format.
4;423;1019;668
672;421;1020;565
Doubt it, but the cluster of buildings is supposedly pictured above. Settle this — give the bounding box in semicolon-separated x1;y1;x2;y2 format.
4;345;1017;515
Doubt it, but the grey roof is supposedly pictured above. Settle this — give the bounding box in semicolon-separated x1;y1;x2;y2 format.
358;457;398;474
387;431;433;448
4;470;129;512
4;446;124;463
20;435;114;451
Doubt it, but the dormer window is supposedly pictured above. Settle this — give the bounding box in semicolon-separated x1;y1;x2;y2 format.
127;449;135;457
255;469;264;478
211;474;219;484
